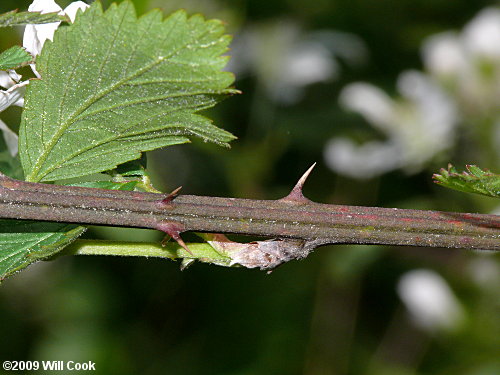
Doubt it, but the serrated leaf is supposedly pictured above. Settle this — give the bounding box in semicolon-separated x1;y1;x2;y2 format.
0;46;33;70
0;10;66;27
0;220;85;281
433;164;500;198
19;1;237;183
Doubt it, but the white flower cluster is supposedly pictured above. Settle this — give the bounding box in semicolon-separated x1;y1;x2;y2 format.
423;8;500;120
227;22;367;104
325;72;457;178
325;7;500;179
0;0;89;156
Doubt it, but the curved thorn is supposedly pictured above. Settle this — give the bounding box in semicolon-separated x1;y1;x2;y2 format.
170;233;192;256
156;221;192;255
157;186;182;206
281;163;316;204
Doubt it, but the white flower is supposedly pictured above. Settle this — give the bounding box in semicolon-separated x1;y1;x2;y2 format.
422;7;500;115
326;7;500;180
463;8;500;60
324;139;402;179
0;71;29;156
0;70;27;109
227;22;366;104
280;42;336;86
422;32;468;79
324;72;457;179
397;269;465;332
0;0;88;156
0;119;19;157
23;0;89;77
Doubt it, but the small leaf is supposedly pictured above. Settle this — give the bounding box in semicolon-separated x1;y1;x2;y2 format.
0;10;66;27
0;46;33;70
106;156;163;192
433;164;500;198
109;155;147;178
0;220;85;281
66;180;138;190
20;1;237;183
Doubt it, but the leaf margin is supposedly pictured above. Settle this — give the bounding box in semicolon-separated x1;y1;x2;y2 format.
433;164;500;199
19;1;238;183
0;10;67;28
0;45;33;70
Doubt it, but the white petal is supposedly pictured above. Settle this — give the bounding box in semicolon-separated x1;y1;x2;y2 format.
23;22;61;57
397;70;457;130
397;269;465;331
0;72;11;90
282;42;335;86
0;81;29;113
0;70;21;89
64;1;89;23
396;71;457;169
339;82;395;132
422;32;468;77
23;0;63;57
272;40;337;104
463;8;500;59
13;98;24;108
28;0;63;13
324;138;402;179
0;119;19;157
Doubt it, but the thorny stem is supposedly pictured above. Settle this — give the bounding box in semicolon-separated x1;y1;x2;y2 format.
0;171;498;268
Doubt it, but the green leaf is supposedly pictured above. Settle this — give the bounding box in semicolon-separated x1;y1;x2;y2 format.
109;155;147;178
0;10;66;27
65;180;138;190
0;220;85;281
0;46;33;70
433;164;500;198
0;177;137;281
0;177;140;281
0;131;23;180
0;151;23;180
20;1;237;183
105;155;163;192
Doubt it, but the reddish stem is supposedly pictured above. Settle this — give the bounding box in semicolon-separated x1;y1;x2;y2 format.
0;173;498;251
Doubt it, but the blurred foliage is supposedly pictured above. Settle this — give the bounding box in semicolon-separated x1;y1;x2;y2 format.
0;0;499;374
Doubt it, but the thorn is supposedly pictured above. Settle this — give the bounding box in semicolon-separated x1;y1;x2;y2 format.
280;163;316;204
157;186;182;207
156;221;193;255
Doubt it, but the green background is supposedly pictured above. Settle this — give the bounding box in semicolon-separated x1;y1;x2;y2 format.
0;0;499;374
